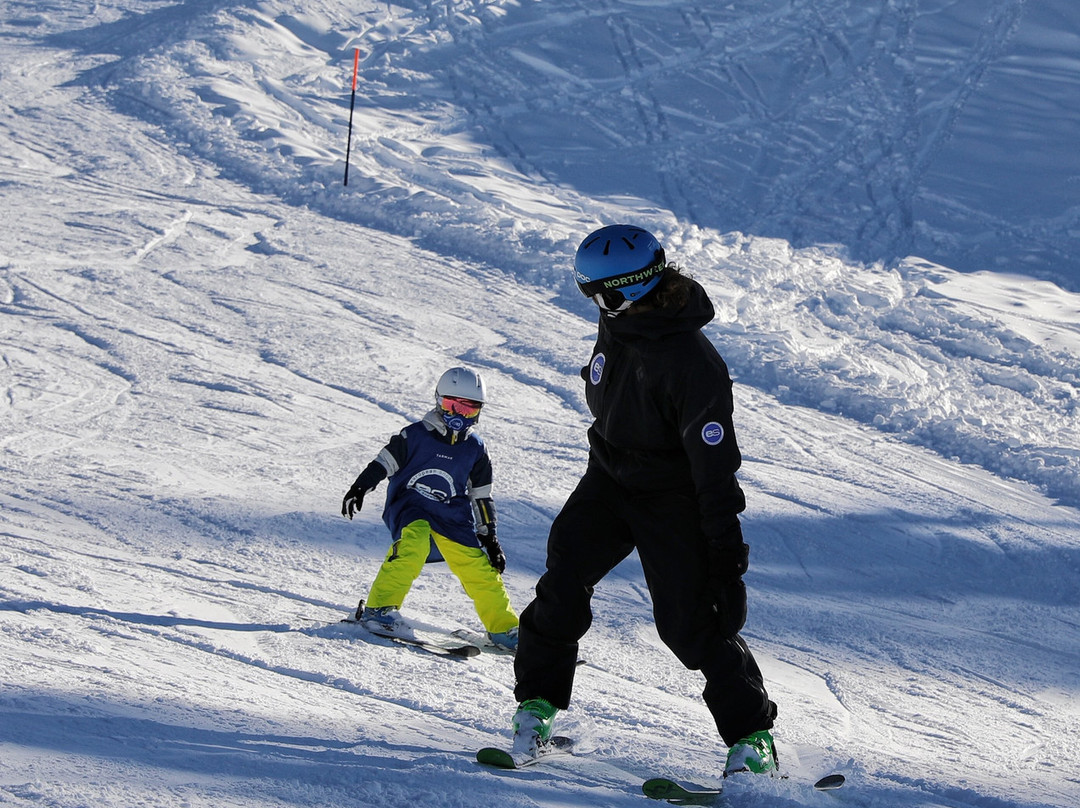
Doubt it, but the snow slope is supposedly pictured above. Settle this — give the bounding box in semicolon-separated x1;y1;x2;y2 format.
2;2;1079;808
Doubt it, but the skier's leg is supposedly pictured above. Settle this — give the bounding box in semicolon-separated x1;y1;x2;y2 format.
514;468;633;709
434;531;518;634
366;520;430;609
700;636;777;747
634;497;776;747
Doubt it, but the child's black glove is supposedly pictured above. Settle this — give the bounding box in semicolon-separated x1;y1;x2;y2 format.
341;483;367;519
341;463;387;520
478;530;506;574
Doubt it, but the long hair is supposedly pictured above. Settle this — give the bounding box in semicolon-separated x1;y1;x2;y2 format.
640;263;693;312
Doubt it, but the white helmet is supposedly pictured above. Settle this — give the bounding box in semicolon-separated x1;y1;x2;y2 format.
434;367;486;440
435;366;487;403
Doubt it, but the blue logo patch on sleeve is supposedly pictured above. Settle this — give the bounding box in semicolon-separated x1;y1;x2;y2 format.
589;352;606;385
701;421;724;445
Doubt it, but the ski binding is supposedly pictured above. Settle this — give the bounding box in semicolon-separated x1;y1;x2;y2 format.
476;735;574;769
340;606;480;658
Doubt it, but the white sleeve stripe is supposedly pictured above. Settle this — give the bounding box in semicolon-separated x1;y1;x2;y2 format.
376;447;399;476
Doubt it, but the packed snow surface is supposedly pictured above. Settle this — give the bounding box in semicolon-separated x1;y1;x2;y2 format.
2;2;1079;808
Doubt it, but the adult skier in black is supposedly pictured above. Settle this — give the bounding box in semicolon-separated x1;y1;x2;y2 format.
510;224;778;776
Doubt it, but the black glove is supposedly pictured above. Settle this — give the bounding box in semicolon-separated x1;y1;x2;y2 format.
478;530;506;574
341;483;367;520
341;462;387;520
707;539;749;639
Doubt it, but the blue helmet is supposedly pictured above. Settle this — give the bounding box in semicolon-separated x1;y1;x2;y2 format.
574;224;667;316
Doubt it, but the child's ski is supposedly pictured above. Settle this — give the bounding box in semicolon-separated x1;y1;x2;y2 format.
340;609;480;658
362;625;480;658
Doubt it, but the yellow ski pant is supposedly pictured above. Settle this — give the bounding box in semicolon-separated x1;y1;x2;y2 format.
366;519;518;634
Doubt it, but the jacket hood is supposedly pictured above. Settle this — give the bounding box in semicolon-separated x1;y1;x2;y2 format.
423;409;447;434
604;276;715;341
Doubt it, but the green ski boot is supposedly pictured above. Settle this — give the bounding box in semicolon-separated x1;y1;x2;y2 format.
511;698;559;757
724;729;778;777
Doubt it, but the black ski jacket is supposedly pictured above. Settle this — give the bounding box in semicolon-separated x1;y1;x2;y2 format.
581;277;746;544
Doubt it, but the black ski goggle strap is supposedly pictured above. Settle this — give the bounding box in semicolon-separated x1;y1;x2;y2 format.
577;256;667;310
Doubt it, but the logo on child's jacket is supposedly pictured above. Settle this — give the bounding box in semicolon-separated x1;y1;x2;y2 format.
589;353;606;385
407;468;457;502
701;421;724;446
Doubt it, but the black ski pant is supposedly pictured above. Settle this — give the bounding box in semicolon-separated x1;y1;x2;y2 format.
514;465;777;747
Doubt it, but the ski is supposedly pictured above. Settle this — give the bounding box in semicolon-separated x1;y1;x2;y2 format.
363;625;480;658
476;736;575;769
814;773;846;790
452;628;510;653
452;628;587;664
451;627;522;656
642;772;845;804
340;614;480;658
642;778;720;806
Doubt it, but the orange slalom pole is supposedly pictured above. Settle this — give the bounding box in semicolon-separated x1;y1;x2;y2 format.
344;47;360;186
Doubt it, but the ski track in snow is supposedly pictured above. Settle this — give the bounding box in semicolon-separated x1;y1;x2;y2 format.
2;2;1080;808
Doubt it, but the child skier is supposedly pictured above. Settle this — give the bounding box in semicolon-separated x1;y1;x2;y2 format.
341;366;519;651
